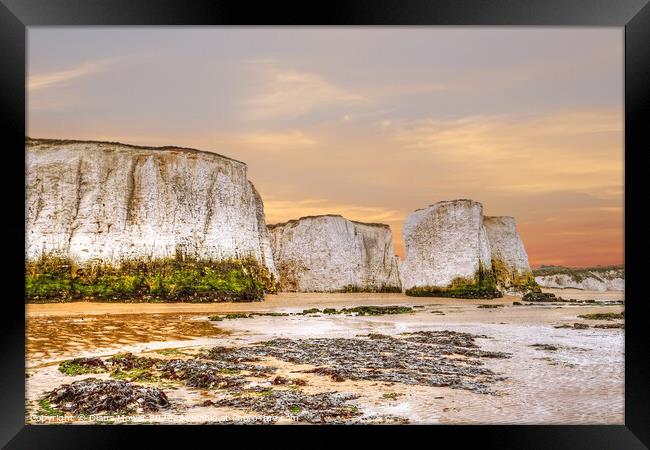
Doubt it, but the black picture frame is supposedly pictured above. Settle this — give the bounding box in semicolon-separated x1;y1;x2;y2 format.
1;0;648;447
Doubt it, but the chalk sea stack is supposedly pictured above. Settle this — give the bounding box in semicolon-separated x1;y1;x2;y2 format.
26;138;277;302
401;199;500;298
483;216;539;294
268;215;401;292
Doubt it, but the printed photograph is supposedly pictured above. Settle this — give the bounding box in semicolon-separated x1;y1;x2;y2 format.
25;27;624;425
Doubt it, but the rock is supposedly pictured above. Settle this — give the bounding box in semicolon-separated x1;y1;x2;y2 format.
244;331;510;394
483;216;538;293
45;379;170;415
522;292;556;302
213;390;362;424
533;265;624;291
530;343;559;351
268;215;401;292
401;200;500;298
58;357;108;375
26;138;277;277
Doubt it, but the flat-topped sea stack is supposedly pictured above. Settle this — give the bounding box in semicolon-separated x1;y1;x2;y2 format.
26;138;277;302
483;216;539;294
267;215;401;292
401;199;499;298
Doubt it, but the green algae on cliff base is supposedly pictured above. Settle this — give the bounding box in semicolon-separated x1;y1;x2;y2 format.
25;255;277;303
405;272;502;299
490;258;540;293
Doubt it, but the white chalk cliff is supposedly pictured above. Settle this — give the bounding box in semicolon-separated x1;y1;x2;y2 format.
483;216;536;293
268;215;401;292
401;200;493;291
26;138;277;277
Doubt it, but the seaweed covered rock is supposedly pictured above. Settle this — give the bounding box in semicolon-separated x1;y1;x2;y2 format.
401;200;499;298
244;331;510;393
483;216;539;294
44;379;170;414
268;215;401;292
26;138;278;301
522;292;557;302
58;357;108;376
213;390;362;424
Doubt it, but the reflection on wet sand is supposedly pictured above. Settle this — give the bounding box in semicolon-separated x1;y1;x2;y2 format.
27;313;226;363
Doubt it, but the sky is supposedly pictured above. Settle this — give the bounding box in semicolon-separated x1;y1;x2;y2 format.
27;27;624;267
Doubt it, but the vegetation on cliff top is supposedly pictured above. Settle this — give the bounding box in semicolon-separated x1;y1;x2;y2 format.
26;255;276;303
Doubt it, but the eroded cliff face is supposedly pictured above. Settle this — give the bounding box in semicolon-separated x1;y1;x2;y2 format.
401;200;495;293
26;138;277;279
250;182;277;277
483;216;537;293
268;215;401;292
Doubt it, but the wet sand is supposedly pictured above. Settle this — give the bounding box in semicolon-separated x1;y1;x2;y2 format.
27;292;517;316
26;289;624;425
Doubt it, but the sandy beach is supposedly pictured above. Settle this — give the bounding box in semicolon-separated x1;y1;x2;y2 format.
25;289;624;425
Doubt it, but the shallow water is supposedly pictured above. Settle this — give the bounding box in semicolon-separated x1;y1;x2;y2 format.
26;291;624;424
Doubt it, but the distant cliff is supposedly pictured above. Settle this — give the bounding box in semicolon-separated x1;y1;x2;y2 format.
268;215;401;292
26;138;277;302
534;265;624;291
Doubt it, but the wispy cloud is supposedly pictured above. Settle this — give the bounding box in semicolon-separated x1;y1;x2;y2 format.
28;57;121;91
389;108;623;194
242;60;453;121
242;61;365;120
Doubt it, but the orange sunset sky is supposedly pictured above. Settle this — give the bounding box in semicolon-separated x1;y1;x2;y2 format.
27;28;624;267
